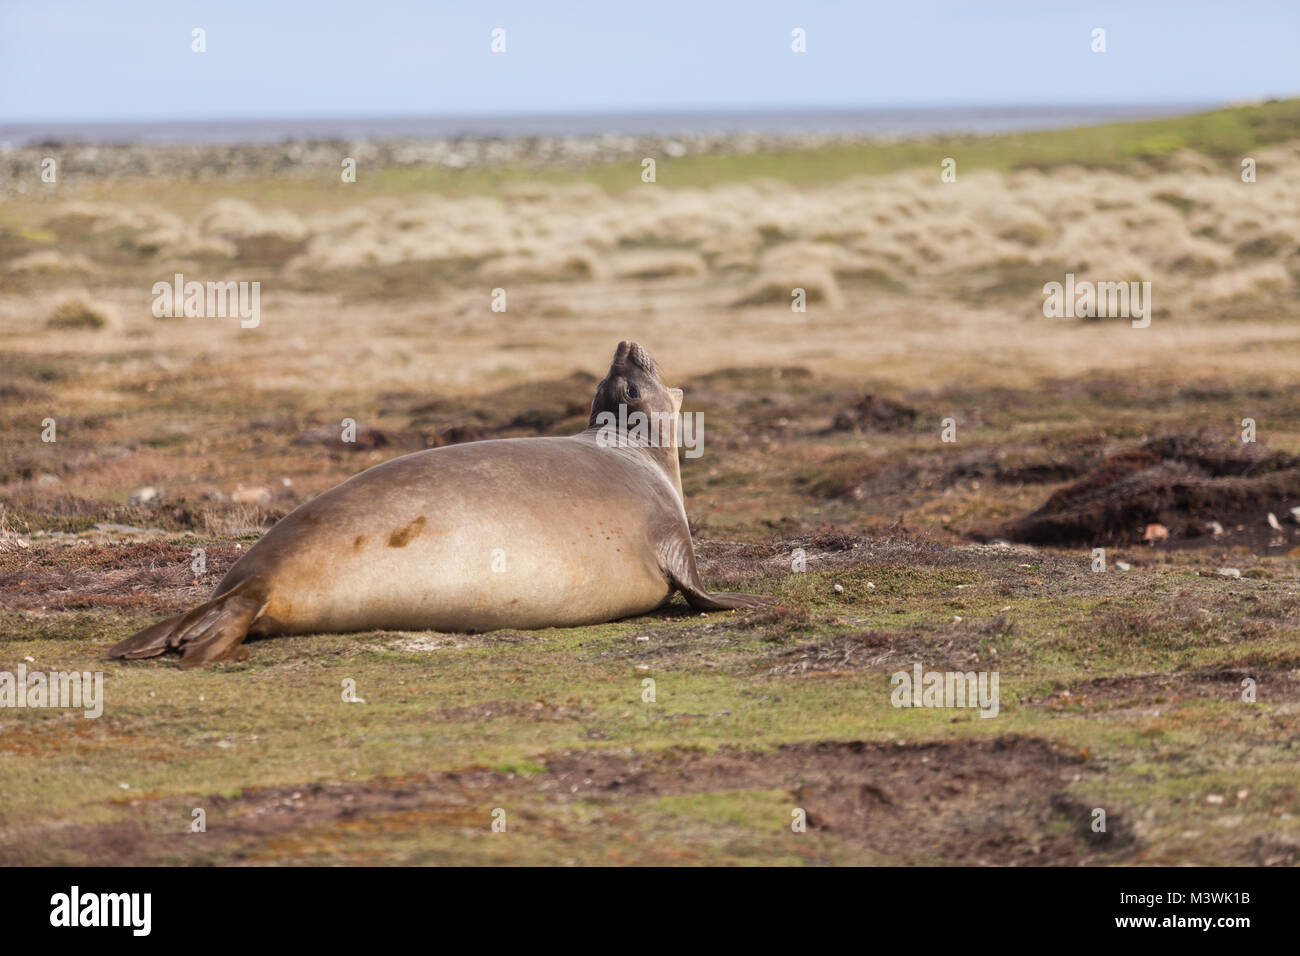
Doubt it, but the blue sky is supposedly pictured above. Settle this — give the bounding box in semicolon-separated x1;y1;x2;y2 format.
1;1;1296;122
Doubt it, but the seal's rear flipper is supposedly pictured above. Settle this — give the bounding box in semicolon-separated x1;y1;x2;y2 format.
108;611;187;659
108;585;265;668
678;587;774;611
659;533;775;612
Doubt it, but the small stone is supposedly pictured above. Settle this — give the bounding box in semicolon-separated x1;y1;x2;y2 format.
1143;523;1169;544
128;486;160;506
232;486;271;505
1268;512;1284;531
1205;521;1224;536
833;584;844;594
93;522;147;535
1205;794;1224;804
1217;567;1241;579
1115;561;1131;571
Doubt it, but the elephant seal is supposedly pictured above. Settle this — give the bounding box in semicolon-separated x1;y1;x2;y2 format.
109;341;771;667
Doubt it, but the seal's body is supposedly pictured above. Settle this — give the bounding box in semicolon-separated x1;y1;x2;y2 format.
230;434;680;634
109;341;769;667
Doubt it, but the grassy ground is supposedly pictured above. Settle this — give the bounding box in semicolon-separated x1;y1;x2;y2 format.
1;102;1298;865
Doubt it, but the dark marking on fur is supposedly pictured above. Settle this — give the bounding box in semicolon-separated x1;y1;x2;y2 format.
388;516;427;548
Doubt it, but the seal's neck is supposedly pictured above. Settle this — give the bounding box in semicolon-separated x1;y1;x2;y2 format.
583;414;686;506
647;442;685;505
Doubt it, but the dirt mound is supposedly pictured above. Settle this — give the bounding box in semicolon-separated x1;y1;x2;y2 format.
0;540;242;612
406;370;596;444
828;394;919;433
293;425;407;451
998;435;1300;548
1031;668;1300;712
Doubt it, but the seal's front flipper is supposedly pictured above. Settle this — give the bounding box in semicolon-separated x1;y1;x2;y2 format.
108;584;265;669
659;530;774;612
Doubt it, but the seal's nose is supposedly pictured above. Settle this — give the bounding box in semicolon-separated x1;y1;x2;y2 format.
627;342;657;375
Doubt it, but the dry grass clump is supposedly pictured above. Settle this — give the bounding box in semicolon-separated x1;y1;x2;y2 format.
731;263;843;310
609;249;707;280
1193;262;1292;304
7;250;102;275
477;248;607;283
46;295;121;331
201;502;278;538
43;201;183;235
196;198;306;243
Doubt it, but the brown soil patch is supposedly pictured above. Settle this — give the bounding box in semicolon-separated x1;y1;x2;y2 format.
827;394;919;433
0;540;241;612
998;435;1300;549
763;620;1006;676
2;735;1131;866
293;424;411;452
405;371;597;443
1032;668;1300;712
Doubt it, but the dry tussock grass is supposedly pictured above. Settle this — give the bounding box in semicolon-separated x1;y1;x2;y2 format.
27;144;1299;320
266;146;1296;316
46;295;122;331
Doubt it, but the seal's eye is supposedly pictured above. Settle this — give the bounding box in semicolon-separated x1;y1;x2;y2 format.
627;382;640;399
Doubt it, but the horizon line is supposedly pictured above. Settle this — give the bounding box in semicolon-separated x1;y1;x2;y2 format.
3;98;1273;131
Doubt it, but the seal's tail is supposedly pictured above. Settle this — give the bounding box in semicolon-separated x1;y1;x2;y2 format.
108;583;265;669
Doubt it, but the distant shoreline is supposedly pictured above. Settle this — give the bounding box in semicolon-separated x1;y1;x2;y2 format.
0;102;1221;148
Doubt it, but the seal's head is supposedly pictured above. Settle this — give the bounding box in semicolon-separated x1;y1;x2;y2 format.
589;340;683;436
